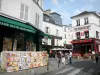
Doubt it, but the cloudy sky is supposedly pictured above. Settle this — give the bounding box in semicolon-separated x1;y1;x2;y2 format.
43;0;100;25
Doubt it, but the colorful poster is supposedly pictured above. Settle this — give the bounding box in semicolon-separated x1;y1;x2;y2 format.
3;37;12;51
1;51;48;72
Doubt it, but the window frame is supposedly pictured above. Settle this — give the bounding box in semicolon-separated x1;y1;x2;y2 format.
84;31;89;38
84;17;89;25
20;3;29;21
76;19;80;26
76;32;80;39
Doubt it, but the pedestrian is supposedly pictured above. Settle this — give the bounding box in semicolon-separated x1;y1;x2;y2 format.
95;52;99;64
69;51;72;64
61;52;66;66
57;51;61;68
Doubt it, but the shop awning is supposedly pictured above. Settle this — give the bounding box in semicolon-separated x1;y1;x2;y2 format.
71;39;92;44
0;15;36;33
41;33;52;39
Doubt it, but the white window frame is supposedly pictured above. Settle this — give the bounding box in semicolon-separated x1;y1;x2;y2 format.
35;13;39;28
20;3;29;21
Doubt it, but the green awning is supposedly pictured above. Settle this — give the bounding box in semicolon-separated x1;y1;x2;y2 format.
0;15;36;33
41;33;52;39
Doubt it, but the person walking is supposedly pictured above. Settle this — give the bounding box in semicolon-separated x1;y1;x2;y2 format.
69;51;72;64
57;51;61;68
95;52;99;64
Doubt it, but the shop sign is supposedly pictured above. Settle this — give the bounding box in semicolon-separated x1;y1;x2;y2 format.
74;26;90;32
0;21;9;26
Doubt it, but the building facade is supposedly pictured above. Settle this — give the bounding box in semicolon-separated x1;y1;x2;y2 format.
1;0;43;30
70;11;100;56
42;10;64;53
0;0;44;52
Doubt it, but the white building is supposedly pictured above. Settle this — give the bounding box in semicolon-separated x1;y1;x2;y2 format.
0;0;43;30
42;10;64;50
70;11;100;55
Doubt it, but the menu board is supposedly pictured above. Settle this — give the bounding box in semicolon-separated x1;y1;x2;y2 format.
3;37;12;51
1;51;48;72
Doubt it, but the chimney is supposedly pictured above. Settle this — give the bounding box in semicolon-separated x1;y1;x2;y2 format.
44;9;51;16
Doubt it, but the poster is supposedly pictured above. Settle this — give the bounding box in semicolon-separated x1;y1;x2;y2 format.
1;51;48;72
3;37;12;51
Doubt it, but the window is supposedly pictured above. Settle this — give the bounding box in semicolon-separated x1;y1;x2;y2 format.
35;13;39;27
65;34;66;38
99;20;100;27
96;31;99;39
56;21;58;24
57;39;58;46
56;29;58;36
46;17;49;21
64;27;66;32
0;0;2;10
45;27;49;33
76;19;80;26
84;17;89;25
76;32;80;39
84;31;89;38
20;4;29;21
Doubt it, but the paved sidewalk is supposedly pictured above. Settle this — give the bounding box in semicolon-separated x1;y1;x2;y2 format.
34;58;65;75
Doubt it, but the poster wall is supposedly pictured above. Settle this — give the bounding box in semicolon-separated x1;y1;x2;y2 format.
1;51;48;72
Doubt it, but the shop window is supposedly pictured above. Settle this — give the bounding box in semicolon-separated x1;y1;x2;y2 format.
76;19;80;26
96;31;99;39
35;13;39;28
85;31;89;38
84;17;89;25
20;3;29;21
15;33;24;51
76;32;80;39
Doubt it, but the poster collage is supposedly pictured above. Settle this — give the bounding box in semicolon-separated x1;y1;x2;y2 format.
1;51;48;72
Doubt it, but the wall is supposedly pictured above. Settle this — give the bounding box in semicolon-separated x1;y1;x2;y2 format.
72;13;99;27
1;0;43;30
43;21;63;46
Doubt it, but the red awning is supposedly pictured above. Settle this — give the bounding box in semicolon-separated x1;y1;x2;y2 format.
71;39;92;44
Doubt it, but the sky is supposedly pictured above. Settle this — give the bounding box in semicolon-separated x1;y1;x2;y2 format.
43;0;100;25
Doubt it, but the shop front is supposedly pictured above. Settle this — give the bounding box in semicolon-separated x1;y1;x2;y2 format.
71;38;100;59
0;15;48;72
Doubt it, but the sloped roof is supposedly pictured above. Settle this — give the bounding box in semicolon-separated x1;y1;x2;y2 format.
71;11;100;18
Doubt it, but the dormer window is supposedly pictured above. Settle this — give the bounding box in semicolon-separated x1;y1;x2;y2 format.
76;19;80;26
84;17;89;25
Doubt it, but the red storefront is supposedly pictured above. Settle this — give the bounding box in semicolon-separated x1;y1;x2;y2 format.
71;38;100;57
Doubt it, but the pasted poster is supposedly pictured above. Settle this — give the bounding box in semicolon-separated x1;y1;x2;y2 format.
3;37;12;51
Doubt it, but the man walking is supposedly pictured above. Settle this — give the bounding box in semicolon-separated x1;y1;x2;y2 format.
69;51;72;64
